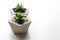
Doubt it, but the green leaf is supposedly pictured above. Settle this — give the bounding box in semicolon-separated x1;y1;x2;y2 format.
15;12;27;22
16;3;23;10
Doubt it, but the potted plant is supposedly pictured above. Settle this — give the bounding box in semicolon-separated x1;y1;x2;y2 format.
8;12;31;33
10;3;29;16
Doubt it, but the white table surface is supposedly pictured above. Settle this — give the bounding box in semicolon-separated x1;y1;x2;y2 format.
0;0;60;40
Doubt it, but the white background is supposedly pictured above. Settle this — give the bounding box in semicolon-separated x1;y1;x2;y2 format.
0;0;60;40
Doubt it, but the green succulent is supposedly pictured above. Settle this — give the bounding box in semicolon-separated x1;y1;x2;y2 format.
16;3;23;10
14;12;26;24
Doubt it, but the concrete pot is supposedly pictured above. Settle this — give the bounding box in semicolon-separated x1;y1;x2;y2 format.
8;18;31;33
10;8;29;16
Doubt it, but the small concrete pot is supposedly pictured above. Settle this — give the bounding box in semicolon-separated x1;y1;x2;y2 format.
10;8;29;16
8;17;31;33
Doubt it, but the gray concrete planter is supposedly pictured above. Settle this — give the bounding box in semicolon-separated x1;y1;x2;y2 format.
10;8;29;16
8;17;31;33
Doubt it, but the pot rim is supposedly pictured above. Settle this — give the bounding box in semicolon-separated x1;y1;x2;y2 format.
10;8;29;15
8;15;31;26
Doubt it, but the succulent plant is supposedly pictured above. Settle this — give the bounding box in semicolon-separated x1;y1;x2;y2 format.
14;12;26;24
16;3;23;10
